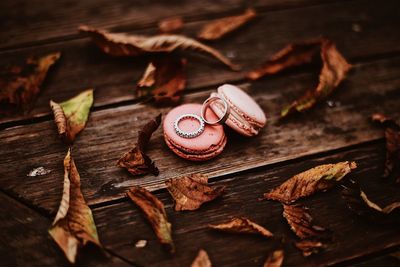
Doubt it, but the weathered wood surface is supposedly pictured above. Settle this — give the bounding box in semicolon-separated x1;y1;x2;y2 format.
1;0;399;125
0;193;133;267
0;0;343;50
1;56;399;213
90;143;400;266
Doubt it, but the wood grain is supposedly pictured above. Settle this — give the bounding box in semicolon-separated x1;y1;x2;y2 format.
1;0;399;124
89;143;400;266
0;193;134;267
0;0;342;50
0;56;399;212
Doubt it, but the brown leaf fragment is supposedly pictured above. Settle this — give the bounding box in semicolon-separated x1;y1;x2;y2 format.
247;40;321;80
117;114;161;176
137;56;186;104
49;149;102;263
127;186;175;253
209;217;273;238
165;173;225;211
158;17;184;34
190;249;212;267
264;161;356;204
283;204;329;240
50;89;94;143
264;161;357;204
79;25;239;70
372;113;400;182
295;240;325;257
263;249;284;267
0;52;60;114
198;8;256;41
341;180;400;223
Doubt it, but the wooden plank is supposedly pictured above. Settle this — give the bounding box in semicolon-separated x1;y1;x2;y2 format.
90;143;400;266
0;0;342;50
0;192;133;267
1;0;399;124
0;56;399;212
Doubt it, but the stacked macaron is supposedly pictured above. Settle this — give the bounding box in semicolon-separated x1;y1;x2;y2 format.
163;84;266;161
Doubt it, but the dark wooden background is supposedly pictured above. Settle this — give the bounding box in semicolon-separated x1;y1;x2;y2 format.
1;0;399;266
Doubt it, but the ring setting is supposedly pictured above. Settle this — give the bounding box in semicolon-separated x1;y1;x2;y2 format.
174;114;205;138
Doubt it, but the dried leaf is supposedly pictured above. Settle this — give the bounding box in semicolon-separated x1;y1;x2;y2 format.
247;39;351;117
137;56;186;104
0;52;60;113
263;249;284;267
209;217;273;238
283;204;329;240
117;114;161;176
247;40;321;80
372;113;400;182
49;149;101;263
263;161;356;204
190;249;212;267
79;25;239;70
158;17;184;34
341;180;400;223
127;186;174;253
198;8;256;41
165;173;225;211
50;89;94;143
295;240;325;257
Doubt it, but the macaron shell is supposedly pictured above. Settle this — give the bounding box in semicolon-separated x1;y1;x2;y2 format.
218;84;266;126
163;103;226;160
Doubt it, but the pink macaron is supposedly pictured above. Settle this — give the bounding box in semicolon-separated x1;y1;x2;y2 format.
163;103;227;161
209;84;266;136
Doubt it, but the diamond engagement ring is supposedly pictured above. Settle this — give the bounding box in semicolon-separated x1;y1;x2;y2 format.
174;114;205;138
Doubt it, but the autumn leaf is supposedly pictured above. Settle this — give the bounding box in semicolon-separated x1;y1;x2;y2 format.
209;217;273;238
79;25;239;70
283;204;329;240
127;186;175;253
197;8;256;41
117;114;161;176
49;149;101;263
191;249;212;267
0;52;60;114
372;113;400;182
294;240;325;257
165;173;225;211
247;38;351;118
263;161;356;204
50;89;93;143
341;180;400;223
158;17;184;34
263;249;284;267
137;56;186;104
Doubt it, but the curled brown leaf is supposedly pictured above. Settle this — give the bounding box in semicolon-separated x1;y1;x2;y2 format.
50;89;94;143
263;249;284;267
79;25;239;70
127;186;175;253
0;52;60;114
165;173;225;211
295;240;325;257
137;56;186;104
49;149;102;263
341;180;400;223
372;113;400;182
197;8;256;41
190;249;212;267
283;204;329;240
263;161;356;204
117;114;161;176
158;17;184;34
209;217;273;238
